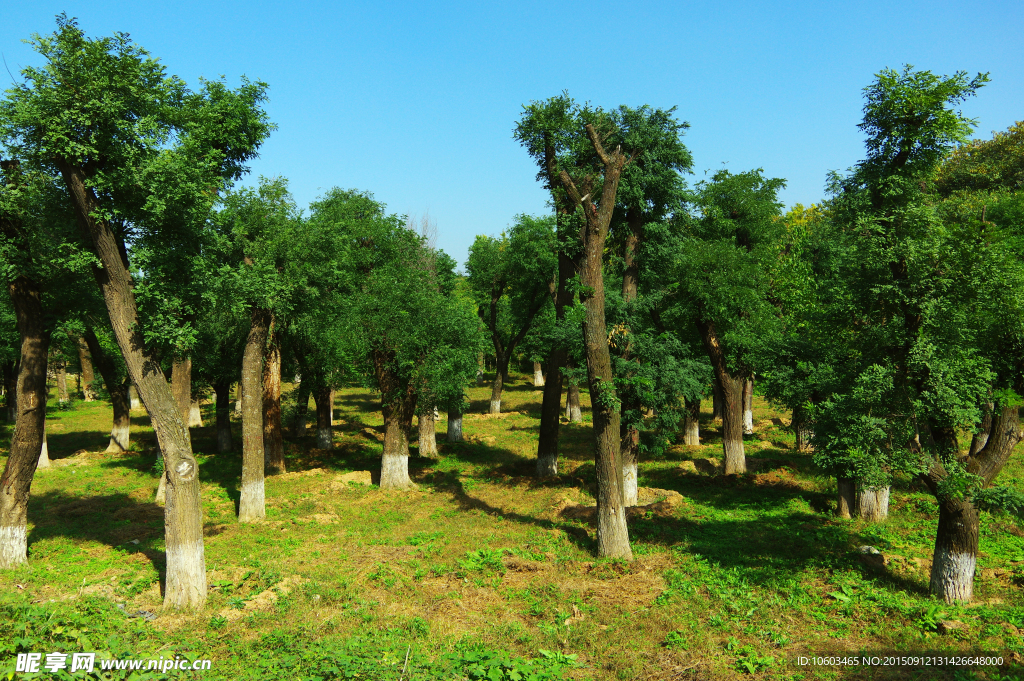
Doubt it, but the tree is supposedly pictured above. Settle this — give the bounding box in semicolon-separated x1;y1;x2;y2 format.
0;16;272;607
669;169;786;474
466;214;556;413
811;66;1007;603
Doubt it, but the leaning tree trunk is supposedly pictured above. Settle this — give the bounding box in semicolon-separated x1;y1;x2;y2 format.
418;409;439;459
742;377;754;435
566;382;582;423
0;277;51;569
239;308;270;523
74;335;96;401
968;401;994;457
683;397;701;446
62;160;212;605
2;359;17;423
262;331;285;474
536;349;565;476
313;386;333;449
292;379;310;438
533;362;545;386
214;380;233;453
447;397;464;442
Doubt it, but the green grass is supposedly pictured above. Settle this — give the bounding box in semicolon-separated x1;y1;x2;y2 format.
1;375;1023;679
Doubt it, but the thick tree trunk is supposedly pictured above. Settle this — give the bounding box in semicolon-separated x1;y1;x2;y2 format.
2;359;16;422
171;356;191;423
567;382;582;423
262;332;285;474
489;353;508;414
533;361;545;387
0;277;52;569
56;361;69;405
418;409;439;459
536;350;564;476
742;378;754;435
238;307;270;523
214;380;233;453
293;379;310;438
930;498;979;603
75;336;96;401
836;476;856;519
447;396;464;442
698;320;746;474
683;398;701;446
313;386;333;449
375;348;416;490
857;485;890;522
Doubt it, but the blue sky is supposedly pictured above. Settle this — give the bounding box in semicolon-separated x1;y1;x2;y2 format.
3;1;1022;268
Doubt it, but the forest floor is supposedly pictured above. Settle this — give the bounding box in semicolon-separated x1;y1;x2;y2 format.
1;375;1023;680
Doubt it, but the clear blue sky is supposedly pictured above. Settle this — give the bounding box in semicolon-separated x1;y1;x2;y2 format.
4;1;1022;268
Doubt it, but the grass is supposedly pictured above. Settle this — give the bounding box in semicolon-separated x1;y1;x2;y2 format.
1;374;1023;680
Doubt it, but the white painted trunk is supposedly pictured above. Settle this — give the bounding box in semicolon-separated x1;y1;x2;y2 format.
235;398;242;413
418;412;439;458
164;539;207;609
536;454;558;477
238;479;266;522
623;460;638;506
0;524;28;568
742;408;754;435
188;401;203;427
447;413;463;442
533;362;545;386
931;548;975;603
316;426;332;449
683;417;700;446
108;420;130;452
129;386;141;410
380;452;413;489
489;399;500;414
155;472;166;505
857;485;890;522
723;437;746;474
37;428;50;469
328;390;335;425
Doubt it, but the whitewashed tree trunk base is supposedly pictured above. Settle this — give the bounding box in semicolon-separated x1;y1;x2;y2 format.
930;548;975;603
188;401;203;427
723;438;745;474
683;419;700;446
163;539;207;611
857;485;890;522
537;454;558;477
623;461;638;507
107;422;131;453
316;427;332;449
380;453;415;490
489;399;500;415
0;524;28;569
238;480;266;522
742;408;754;435
447;414;463;442
37;430;50;469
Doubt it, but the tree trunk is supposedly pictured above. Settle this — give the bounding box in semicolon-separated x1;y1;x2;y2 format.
56;360;69;405
293;379;310;438
2;359;17;423
567;382;582;423
418;409;439;459
489;353;507;414
968;401;994;456
75;336;96;401
329;389;336;425
533;361;545;386
536;350;564;476
239;307;270;523
37;427;50;469
234;381;242;414
742;377;754;435
447;398;464;442
476;353;484;386
129;385;141;410
188;401;203;427
836;476;856;519
106;383;131;452
712;381;723;422
171;356;191;423
375;348;416;490
214;380;233;453
930;498;979;603
698;320;746;474
0;276;51;569
619;211;643;508
857;484;890;522
262;332;285;474
683;398;701;446
313;386;332;449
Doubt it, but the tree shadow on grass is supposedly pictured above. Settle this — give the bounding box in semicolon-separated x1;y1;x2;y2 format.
26;489;170;596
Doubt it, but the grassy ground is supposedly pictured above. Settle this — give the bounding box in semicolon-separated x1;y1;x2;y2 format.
1;375;1023;680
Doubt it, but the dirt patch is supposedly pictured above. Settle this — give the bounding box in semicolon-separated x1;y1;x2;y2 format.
216;575;305;622
329;470;373;489
277;467;330;480
558;488;685;524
